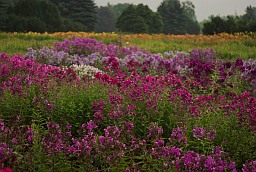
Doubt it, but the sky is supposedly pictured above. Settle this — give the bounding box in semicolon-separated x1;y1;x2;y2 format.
94;0;256;21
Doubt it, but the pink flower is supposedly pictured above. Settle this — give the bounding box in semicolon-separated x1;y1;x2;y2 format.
0;168;12;172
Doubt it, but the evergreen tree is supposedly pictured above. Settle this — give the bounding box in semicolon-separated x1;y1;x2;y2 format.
62;0;97;31
202;6;256;34
242;6;256;32
116;4;163;34
136;4;153;33
0;0;9;31
116;5;148;33
107;3;130;21
106;3;130;32
203;16;225;34
225;15;239;33
182;1;200;34
39;0;62;32
157;0;188;34
12;0;41;17
151;13;164;33
202;15;239;34
95;6;116;32
6;0;62;32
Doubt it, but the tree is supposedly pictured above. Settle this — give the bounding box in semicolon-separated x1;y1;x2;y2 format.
225;15;239;33
242;6;256;32
116;4;163;34
60;0;97;31
136;4;153;33
95;6;116;32
6;14;47;32
243;6;256;21
202;15;239;34
107;3;130;21
203;16;226;34
6;0;62;32
151;13;164;33
116;5;148;33
157;0;188;34
37;0;62;32
103;3;131;32
182;1;200;34
202;5;256;34
0;0;9;31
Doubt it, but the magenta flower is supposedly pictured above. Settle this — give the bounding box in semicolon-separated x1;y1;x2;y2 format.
0;168;12;172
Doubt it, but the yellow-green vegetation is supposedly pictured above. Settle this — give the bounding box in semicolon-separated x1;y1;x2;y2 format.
0;32;63;55
0;32;256;60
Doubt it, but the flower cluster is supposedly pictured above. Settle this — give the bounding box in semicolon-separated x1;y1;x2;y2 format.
0;53;80;96
69;64;102;79
192;127;216;141
242;160;256;172
25;47;81;67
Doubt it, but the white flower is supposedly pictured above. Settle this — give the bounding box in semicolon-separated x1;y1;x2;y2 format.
70;64;102;79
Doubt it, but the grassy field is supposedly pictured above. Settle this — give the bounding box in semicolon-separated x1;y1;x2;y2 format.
1;32;256;60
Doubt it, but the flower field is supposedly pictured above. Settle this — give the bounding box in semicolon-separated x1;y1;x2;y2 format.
0;32;256;171
1;32;256;59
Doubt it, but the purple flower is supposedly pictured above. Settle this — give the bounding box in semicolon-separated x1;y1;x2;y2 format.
86;120;97;131
98;136;104;144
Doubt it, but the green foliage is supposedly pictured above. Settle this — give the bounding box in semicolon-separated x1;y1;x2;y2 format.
0;0;9;31
158;0;186;34
151;13;164;34
6;15;47;33
203;15;239;34
107;3;130;20
182;1;200;34
203;5;256;34
95;6;116;33
117;4;163;34
157;0;200;34
5;0;62;33
39;0;62;32
0;81;109;131
116;5;146;33
61;18;87;32
58;0;97;32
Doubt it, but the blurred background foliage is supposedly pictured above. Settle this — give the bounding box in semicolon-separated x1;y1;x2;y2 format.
0;0;255;34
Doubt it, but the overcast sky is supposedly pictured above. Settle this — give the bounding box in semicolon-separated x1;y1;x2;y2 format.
94;0;256;21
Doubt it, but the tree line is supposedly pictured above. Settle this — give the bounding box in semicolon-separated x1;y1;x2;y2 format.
0;0;255;35
203;6;256;34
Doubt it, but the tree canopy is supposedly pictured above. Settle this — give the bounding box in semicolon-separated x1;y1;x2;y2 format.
0;0;9;31
116;4;163;34
157;0;200;34
64;0;97;31
95;3;130;32
0;0;255;35
203;6;256;34
95;6;116;32
5;0;62;32
50;0;97;32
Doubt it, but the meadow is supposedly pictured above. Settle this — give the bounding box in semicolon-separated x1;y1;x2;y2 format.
0;32;255;171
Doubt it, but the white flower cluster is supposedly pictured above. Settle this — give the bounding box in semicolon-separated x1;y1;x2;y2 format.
70;64;102;79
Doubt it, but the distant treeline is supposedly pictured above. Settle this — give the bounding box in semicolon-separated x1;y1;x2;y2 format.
0;0;255;35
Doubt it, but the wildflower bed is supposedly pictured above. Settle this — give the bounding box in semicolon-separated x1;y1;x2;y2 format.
0;36;255;171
